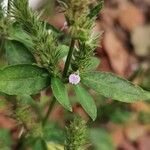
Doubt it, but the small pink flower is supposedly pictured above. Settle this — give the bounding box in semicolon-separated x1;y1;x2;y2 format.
69;73;81;85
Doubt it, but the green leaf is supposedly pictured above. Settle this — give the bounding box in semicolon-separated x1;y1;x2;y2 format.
90;128;115;150
0;65;50;95
73;84;97;121
8;24;34;49
51;77;72;111
4;40;35;65
81;72;150;102
88;0;104;18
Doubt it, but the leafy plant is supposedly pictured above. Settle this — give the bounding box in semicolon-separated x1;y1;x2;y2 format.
0;0;150;149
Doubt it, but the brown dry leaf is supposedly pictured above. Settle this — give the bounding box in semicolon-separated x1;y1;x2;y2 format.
0;115;16;129
137;135;150;150
73;105;89;121
117;2;145;31
131;25;150;57
100;8;117;27
130;102;150;113
124;124;147;142
0;98;16;129
133;0;150;6
48;13;66;29
50;105;65;126
109;124;136;150
97;55;112;72
144;0;150;5
111;127;124;147
103;30;129;76
93;21;103;36
118;140;136;150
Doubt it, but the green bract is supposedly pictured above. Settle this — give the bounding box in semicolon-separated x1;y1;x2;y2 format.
8;24;34;49
88;0;104;19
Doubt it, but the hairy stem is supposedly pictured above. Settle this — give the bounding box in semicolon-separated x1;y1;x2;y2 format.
42;96;56;126
42;35;75;127
7;0;11;15
63;39;75;78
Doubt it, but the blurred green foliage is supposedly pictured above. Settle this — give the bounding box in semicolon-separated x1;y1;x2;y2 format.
89;128;115;150
0;128;12;150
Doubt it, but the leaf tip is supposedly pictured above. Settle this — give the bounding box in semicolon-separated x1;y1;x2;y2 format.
91;113;97;121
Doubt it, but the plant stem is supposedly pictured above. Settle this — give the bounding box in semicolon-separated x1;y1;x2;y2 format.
63;39;75;78
7;0;11;15
42;39;75;126
42;96;56;126
15;134;25;150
